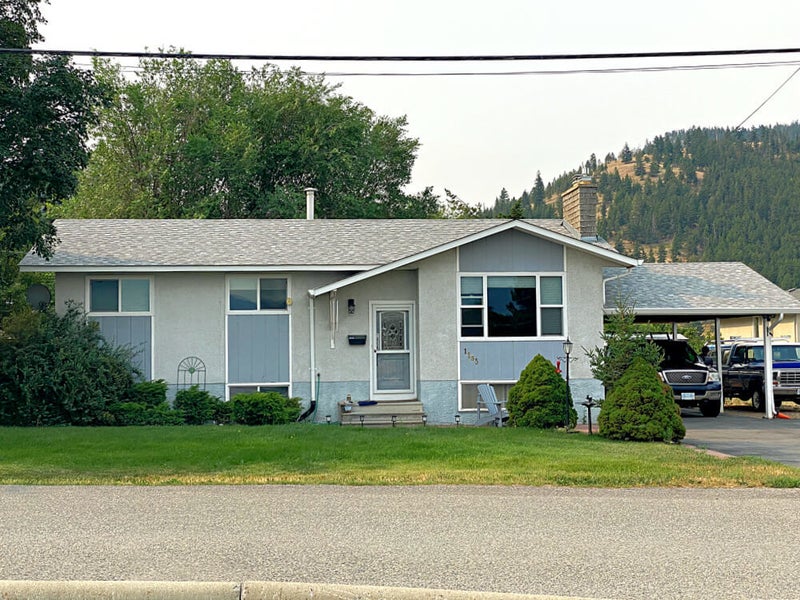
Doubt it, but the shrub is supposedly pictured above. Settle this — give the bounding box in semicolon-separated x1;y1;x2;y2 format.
174;385;221;425
107;400;183;426
507;354;576;429
597;357;685;442
107;402;149;426
586;300;663;392
128;379;168;407
212;399;233;425
230;392;301;425
0;303;137;426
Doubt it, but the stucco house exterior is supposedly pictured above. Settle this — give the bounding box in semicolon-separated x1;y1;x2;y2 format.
20;180;641;424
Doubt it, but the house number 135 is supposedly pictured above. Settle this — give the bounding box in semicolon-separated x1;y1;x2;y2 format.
463;347;479;365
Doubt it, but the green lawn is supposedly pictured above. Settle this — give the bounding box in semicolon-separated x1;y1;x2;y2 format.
1;424;798;487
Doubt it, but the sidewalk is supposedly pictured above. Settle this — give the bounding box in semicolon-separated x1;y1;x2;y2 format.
0;580;602;600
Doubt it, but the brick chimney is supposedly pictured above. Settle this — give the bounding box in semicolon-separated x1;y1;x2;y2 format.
560;175;598;240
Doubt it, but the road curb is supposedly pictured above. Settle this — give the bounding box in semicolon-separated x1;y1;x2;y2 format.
0;580;605;600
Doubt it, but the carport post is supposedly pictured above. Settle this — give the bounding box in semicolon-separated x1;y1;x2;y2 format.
715;317;724;414
763;316;775;419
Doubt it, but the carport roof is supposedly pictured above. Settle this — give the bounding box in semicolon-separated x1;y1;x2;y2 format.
604;262;800;320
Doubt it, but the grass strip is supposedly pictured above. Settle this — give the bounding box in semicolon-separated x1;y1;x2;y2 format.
1;424;798;487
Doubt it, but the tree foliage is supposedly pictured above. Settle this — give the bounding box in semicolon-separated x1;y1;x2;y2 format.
0;303;137;425
507;354;576;428
0;0;106;311
597;124;800;287
597;357;685;442
58;55;435;219
586;301;663;392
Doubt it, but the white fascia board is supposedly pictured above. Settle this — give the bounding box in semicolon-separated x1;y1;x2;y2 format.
604;307;800;317
309;220;637;298
19;264;377;273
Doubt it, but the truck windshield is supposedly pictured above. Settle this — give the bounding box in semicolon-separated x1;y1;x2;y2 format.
752;345;800;361
658;341;700;367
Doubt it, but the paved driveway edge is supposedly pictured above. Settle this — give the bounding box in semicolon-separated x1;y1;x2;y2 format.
0;580;604;600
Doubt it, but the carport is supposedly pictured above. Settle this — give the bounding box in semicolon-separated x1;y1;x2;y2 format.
603;262;800;419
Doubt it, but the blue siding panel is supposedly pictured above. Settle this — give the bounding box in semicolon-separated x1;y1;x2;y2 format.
228;314;289;383
92;316;152;380
459;229;563;272
459;340;563;381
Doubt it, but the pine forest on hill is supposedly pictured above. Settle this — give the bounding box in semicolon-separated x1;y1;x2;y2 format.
483;123;800;290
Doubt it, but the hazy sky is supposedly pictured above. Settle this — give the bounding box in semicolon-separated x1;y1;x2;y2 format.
37;0;800;206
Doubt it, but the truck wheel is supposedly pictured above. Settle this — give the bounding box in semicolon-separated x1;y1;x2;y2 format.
752;390;765;412
700;401;720;417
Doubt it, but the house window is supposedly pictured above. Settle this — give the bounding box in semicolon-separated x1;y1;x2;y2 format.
229;384;290;399
229;277;288;311
460;382;513;410
89;278;150;313
459;274;563;338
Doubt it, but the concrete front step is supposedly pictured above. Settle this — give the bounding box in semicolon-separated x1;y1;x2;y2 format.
339;400;425;426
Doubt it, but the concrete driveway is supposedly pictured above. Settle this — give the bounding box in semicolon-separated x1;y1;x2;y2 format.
682;402;800;468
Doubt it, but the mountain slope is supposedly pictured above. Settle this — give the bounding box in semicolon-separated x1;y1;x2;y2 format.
485;123;800;289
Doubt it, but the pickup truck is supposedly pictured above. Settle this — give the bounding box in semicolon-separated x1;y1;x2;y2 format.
649;335;722;417
721;340;800;411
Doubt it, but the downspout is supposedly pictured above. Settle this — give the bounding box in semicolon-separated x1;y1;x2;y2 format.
298;290;317;422
769;313;786;333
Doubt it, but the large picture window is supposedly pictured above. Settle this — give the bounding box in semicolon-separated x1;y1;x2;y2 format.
89;278;150;313
229;277;288;311
459;274;563;338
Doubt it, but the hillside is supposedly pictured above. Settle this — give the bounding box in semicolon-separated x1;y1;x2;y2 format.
483;123;800;289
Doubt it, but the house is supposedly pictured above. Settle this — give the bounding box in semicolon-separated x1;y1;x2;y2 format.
715;286;800;342
20;180;639;423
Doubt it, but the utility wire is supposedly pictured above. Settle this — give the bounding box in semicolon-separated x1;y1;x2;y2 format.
68;58;800;78
5;46;800;62
735;66;800;129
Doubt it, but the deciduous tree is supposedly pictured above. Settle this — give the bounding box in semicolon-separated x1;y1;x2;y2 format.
60;56;433;219
0;0;106;311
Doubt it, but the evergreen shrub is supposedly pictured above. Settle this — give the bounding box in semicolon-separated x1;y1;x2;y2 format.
174;385;222;425
507;354;576;429
128;379;168;407
105;401;182;426
0;304;136;426
230;392;301;425
597;357;685;442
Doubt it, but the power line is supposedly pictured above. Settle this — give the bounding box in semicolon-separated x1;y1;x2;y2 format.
735;66;800;130
5;46;800;62
68;57;800;78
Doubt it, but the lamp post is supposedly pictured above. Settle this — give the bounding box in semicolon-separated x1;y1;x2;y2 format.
562;338;573;430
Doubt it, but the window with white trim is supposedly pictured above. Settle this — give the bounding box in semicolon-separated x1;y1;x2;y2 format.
459;274;563;338
228;277;288;311
89;278;151;313
460;382;513;410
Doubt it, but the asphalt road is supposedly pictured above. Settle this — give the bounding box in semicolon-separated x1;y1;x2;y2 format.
3;484;800;599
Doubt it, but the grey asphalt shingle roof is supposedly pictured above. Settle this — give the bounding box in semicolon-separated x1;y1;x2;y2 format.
19;218;576;269
604;262;800;318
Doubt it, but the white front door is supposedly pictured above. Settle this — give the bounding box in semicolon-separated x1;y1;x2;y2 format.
371;302;416;400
